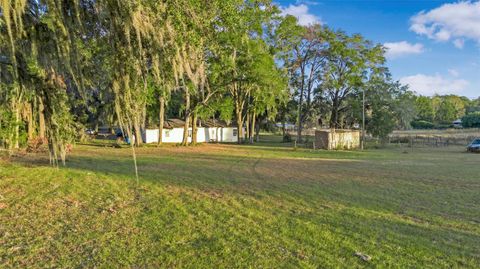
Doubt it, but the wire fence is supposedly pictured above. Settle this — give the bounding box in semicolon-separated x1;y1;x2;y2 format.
285;128;479;149
388;129;480;148
386;135;477;148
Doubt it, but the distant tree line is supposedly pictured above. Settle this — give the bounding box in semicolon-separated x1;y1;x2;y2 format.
413;95;480;128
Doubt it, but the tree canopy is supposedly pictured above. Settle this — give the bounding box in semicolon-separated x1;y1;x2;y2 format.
1;0;479;164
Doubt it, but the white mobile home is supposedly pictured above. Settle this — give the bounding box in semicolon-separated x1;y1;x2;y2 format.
143;119;240;144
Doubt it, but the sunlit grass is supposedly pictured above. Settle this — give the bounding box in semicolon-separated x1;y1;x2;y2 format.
1;137;479;268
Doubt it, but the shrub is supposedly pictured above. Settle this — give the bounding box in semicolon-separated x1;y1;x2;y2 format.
283;133;292;142
368;106;396;140
26;137;48;153
462;112;480;128
435;124;452;129
390;137;410;144
411;120;434;129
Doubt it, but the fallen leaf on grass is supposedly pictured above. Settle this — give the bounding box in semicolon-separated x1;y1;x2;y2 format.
296;250;307;260
64;197;81;208
9;246;22;253
207;191;223;199
354;252;371;262
0;203;7;209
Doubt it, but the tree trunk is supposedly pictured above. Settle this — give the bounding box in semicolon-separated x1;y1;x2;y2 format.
14;104;20;149
330;95;341;129
158;95;165;146
27;102;34;140
109;115;116;134
134;118;143;147
297;91;304;143
141;103;147;132
233;84;243;144
246;112;251;143
296;62;306;143
330;106;339;129
339;114;345;129
0;120;3;148
182;89;190;146
191;112;198;145
38;98;46;140
251;113;256;143
297;119;303;144
236;106;243;144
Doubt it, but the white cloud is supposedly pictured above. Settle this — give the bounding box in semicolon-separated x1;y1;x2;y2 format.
453;39;465;49
410;1;480;47
400;74;469;96
280;4;321;26
295;0;320;5
448;69;460;77
384;41;424;59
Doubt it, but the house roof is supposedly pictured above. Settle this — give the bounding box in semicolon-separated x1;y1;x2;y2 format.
163;119;186;129
147;118;236;129
200;119;233;128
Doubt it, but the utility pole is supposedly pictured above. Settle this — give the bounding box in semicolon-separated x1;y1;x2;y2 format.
361;88;365;150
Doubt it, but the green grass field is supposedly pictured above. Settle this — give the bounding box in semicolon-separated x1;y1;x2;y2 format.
1;136;479;268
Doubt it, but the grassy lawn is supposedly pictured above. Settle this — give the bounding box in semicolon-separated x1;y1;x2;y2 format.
1;136;479;268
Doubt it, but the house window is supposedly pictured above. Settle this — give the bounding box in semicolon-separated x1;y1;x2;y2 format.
165;130;170;137
188;130;192;137
233;128;238;136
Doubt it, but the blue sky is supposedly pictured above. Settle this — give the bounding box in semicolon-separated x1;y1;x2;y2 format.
277;0;480;98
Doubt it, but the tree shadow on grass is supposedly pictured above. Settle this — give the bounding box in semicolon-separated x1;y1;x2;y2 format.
9;144;480;225
9;146;360;203
6;145;480;267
